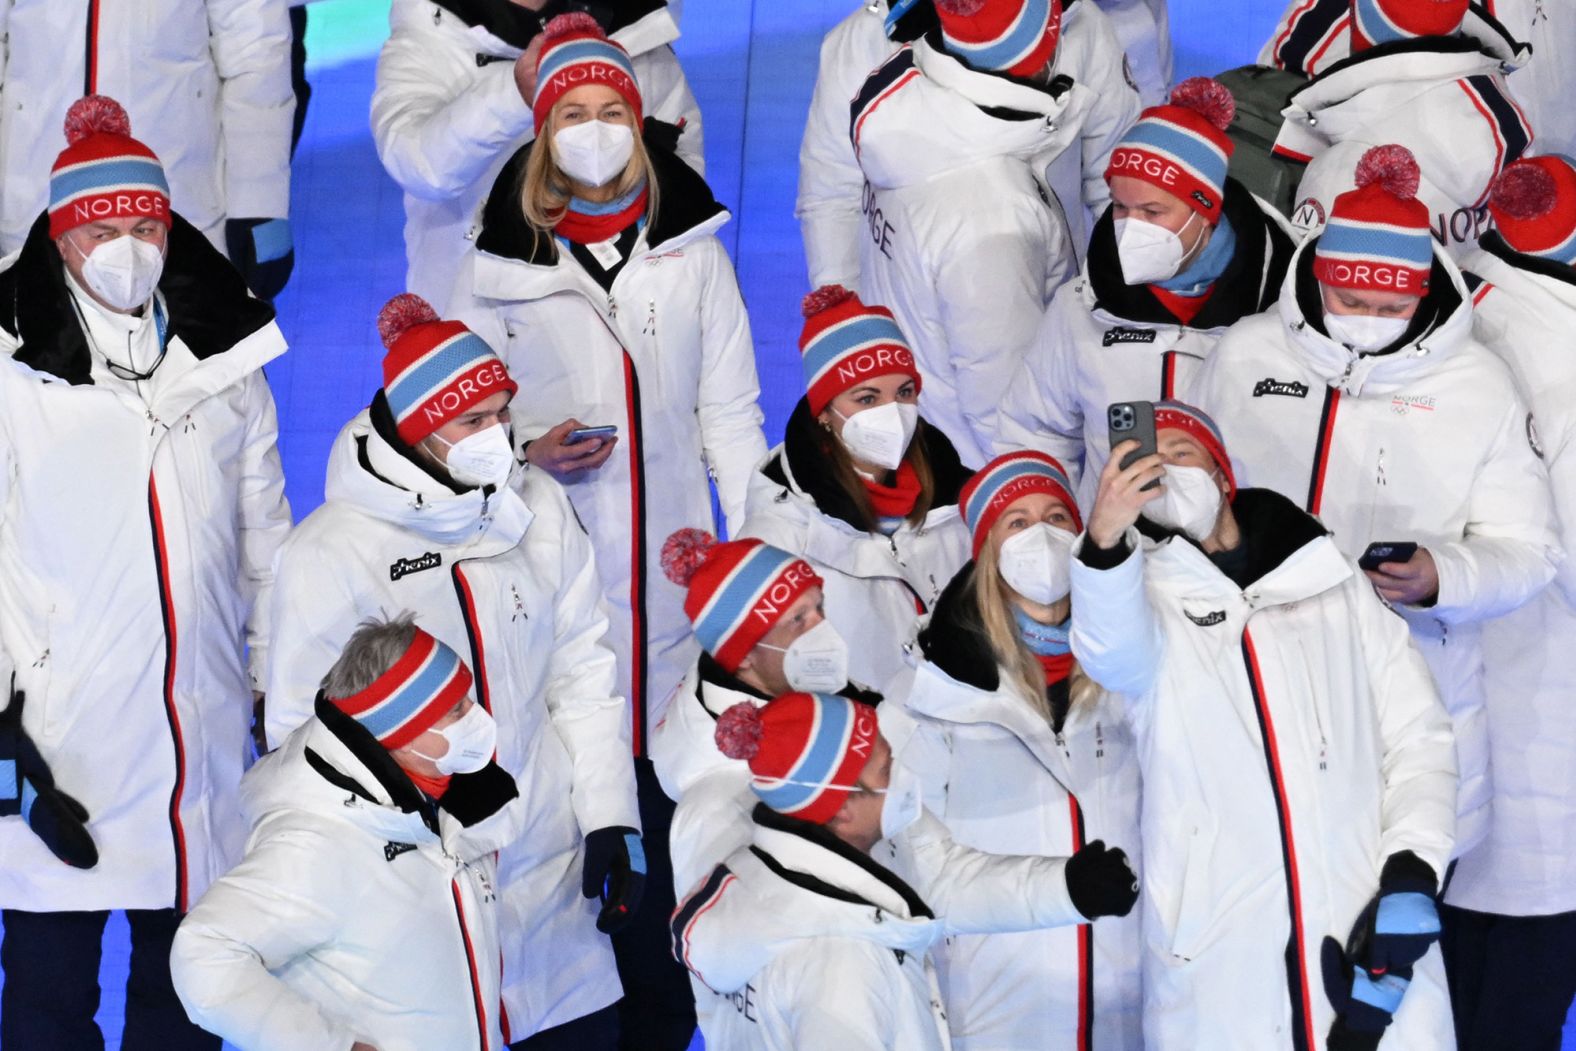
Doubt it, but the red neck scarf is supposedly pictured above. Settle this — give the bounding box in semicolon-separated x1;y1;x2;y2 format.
406;768;451;800
1036;651;1075;685
1149;284;1214;326
554;182;649;246
863;461;923;521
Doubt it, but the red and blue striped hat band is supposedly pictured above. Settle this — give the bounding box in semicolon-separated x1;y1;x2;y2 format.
800;312;919;416
684;540;824;672
332;628;475;750
381;320;518;445
1351;0;1468;49
1105;109;1234;222
532;21;643;130
959;451;1081;556
1154;399;1236;498
748;693;881;825
937;0;1061;78
1313;216;1434;295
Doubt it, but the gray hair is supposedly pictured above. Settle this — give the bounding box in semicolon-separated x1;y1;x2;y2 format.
321;612;420;699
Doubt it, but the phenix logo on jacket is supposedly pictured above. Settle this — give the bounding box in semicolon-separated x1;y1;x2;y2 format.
263;402;639;1038
1186;236;1561;859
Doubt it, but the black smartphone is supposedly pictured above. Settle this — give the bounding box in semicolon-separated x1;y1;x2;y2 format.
1358;541;1418;572
566;425;618;445
1108;401;1160;490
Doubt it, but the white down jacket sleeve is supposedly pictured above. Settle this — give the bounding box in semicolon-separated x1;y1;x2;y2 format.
237;371;293;690
372;0;537;203
992;282;1094;490
541;483;642;833
170;826;358;1051
693;240;769;532
1071;4;1142;216
1354;577;1459;875
1068;530;1166;700
263;537;365;747
206;0;296;220
1427;396;1560;623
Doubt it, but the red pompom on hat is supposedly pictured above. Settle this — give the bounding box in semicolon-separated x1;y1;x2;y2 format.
935;0;1063;79
1104;77;1237;223
1352;0;1469;51
661;528;718;587
719;694;881;825
1488;156;1576;266
377;293;518;446
1313;144;1434;295
672;532;825;672
798;285;921;417
49;95;170;239
532;13;642;132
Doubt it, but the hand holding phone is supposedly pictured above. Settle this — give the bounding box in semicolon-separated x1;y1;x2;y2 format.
1107;401;1160;491
567;425;618;445
1358;541;1418;573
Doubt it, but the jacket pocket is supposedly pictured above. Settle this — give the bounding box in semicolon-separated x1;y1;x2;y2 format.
1168;820;1217;961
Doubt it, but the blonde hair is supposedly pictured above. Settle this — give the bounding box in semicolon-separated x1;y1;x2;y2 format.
814;416;936;532
971;540;1095;723
518;99;660;255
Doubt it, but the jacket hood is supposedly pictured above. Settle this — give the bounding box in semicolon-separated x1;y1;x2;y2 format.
1276;234;1474;396
1084;180;1299;329
1472;231;1576;294
475;132;728;266
853;36;1086;191
431;0;678;58
916;562;1000;692
762;396;972;535
323;396;535;547
0;210;278;387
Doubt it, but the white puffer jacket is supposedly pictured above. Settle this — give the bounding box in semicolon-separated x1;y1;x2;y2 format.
1188;238;1560;856
852;35;1105;467
172;715;522;1051
263;404;638;1037
796;0;1139;292
449;143;768;757
994;183;1299;509
0;0;293;253
1270;8;1534;258
0;216;290;913
1069;497;1459;1051
371;0;702;303
739;404;972;692
899;564;1144;1051
1448;238;1576;916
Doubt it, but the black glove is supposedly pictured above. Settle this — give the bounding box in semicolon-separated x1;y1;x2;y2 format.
1322;935;1410;1051
641;115;687;158
582;825;646;934
1347;851;1441;977
224;217;294;301
437;761;519;827
0;686;98;869
1064;839;1139;919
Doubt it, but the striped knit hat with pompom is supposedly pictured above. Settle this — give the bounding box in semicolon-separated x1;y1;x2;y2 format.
533;13;643;130
663;529;825;672
934;0;1063;79
1351;0;1468;51
1314;144;1434;296
714;693;881;825
378;293;518;445
1488;156;1576;267
799;285;921;417
49;96;170;239
959;452;1081;556
1105;77;1237;223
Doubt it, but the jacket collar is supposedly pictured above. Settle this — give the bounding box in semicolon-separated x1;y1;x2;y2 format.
1084;180;1297;329
750;804;934;923
916;562;999;692
1475;230;1576;291
697;653;884;717
913;30;1071;119
1305;7;1527;90
0;211;277;389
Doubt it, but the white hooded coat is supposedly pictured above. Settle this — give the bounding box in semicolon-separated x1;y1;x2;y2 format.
171;716;521;1051
263;404;638;1036
1187;239;1560;857
371;0;703;303
1068;497;1459;1050
0;0;294;254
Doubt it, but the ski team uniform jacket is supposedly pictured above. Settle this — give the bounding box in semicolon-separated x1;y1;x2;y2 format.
1068;494;1459;1050
172;709;522;1051
1268;6;1534;257
900;564;1144;1051
850;31;1126;467
739;400;972;692
0;213;291;913
449;141;768;756
264;403;639;1038
0;0;294;253
672;804;1091;1051
1187;239;1560;857
994;180;1298;509
1448;236;1576;917
796;0;1139;292
371;0;702;303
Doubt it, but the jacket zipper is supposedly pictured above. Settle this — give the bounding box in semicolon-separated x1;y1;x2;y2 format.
148;473;190;911
1067;789;1093;1051
1305;386;1341;516
622;349;650;757
83;0;101;95
451;562;494;715
1240;626;1317;1051
450;872;491;1050
1160;350;1180;400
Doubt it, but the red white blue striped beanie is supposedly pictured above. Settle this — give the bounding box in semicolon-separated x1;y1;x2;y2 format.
1489;156;1576;267
664;530;825;673
330;627;475;750
799;286;921;417
934;0;1062;79
1105;78;1237;223
959;451;1081;556
49;96;170;240
1154;399;1236;498
1351;0;1468;50
714;694;881;825
533;14;643;131
1314;145;1434;296
377;294;518;446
